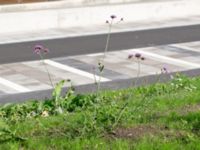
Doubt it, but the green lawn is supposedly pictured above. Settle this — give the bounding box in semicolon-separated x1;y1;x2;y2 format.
0;74;200;149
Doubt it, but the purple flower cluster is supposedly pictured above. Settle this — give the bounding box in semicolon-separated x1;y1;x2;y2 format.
161;66;169;74
34;44;49;55
106;15;123;24
110;15;117;19
128;53;145;61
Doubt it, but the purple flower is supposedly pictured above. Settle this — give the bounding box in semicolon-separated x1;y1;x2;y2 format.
34;44;43;50
141;57;145;61
34;44;44;54
110;15;117;19
34;45;43;54
135;53;141;58
163;67;167;71
34;44;49;55
34;49;40;54
128;54;134;59
43;48;49;54
67;79;71;82
161;66;169;74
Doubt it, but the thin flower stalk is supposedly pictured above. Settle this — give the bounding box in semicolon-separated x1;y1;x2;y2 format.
103;19;113;60
40;54;54;88
34;45;54;88
135;58;141;86
94;15;123;92
128;53;145;87
153;66;173;86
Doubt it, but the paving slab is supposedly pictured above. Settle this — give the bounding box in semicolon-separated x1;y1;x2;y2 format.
0;15;200;45
0;41;200;96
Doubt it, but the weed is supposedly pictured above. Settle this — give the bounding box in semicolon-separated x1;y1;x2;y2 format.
34;45;54;88
170;73;197;92
94;15;123;93
128;52;145;86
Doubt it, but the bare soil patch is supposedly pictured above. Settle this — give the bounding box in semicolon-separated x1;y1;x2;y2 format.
179;103;200;115
109;125;160;139
155;103;200;119
109;125;189;140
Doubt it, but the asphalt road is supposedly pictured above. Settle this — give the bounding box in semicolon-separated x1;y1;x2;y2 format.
0;24;200;64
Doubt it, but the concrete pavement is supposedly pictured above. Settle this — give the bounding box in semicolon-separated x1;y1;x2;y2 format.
0;40;200;101
1;15;200;45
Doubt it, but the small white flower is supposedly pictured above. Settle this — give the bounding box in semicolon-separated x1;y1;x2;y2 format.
41;110;49;117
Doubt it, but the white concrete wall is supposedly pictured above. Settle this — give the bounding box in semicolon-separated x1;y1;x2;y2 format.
0;0;200;34
0;0;140;12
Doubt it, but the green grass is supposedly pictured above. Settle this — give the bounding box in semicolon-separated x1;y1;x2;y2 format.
0;74;200;149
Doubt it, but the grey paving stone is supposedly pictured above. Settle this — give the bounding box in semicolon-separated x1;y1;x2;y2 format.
0;83;18;94
181;56;200;63
185;45;200;50
54;58;130;80
24;61;94;86
181;41;200;48
125;63;160;74
147;46;180;55
0;73;51;90
6;62;60;86
158;45;200;57
124;48;192;69
0;66;17;76
1;41;200;96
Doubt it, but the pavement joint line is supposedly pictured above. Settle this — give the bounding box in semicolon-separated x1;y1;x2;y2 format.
44;59;111;82
128;49;200;68
171;44;200;53
0;77;31;93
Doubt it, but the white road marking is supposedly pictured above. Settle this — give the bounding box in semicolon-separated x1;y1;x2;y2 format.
44;60;111;82
171;44;200;53
87;53;104;57
0;77;31;92
128;49;200;68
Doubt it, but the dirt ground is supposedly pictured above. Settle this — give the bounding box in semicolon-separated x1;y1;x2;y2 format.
108;125;186;140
